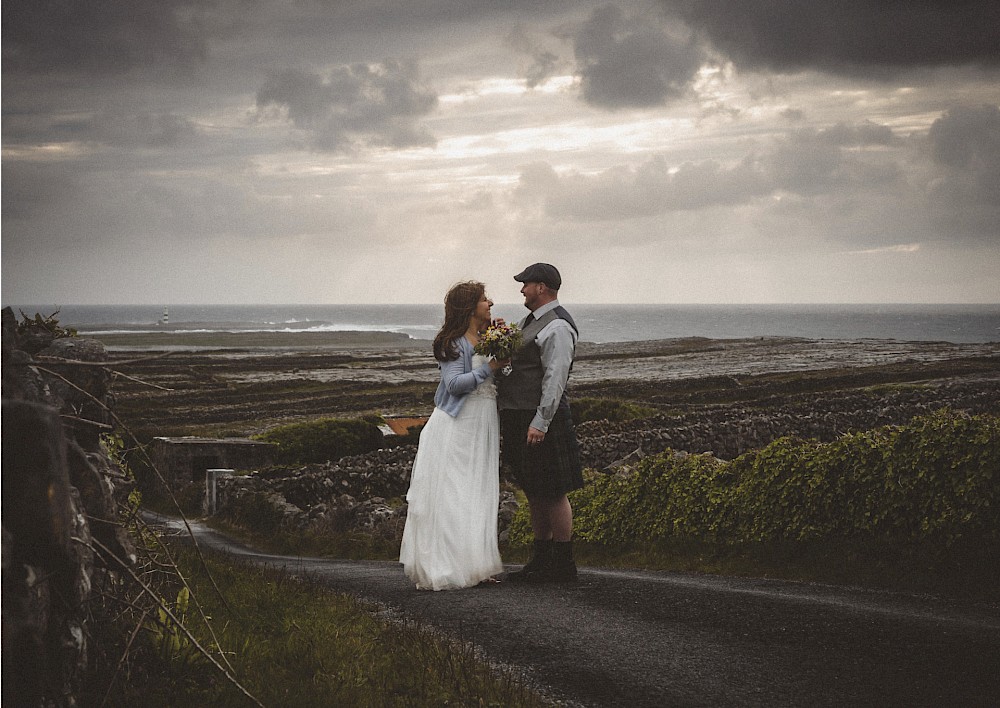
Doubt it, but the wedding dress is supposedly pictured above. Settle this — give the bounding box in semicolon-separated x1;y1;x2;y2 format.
399;354;503;590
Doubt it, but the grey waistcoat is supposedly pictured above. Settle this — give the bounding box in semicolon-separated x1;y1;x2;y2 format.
497;307;577;411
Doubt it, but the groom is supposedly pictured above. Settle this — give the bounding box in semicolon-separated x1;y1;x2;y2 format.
498;263;583;583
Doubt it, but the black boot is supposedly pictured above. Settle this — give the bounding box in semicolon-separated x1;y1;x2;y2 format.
542;540;577;582
508;539;553;583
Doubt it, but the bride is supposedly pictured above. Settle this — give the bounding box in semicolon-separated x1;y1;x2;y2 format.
399;281;508;590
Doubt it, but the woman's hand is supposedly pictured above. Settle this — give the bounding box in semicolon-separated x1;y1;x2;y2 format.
491;317;506;328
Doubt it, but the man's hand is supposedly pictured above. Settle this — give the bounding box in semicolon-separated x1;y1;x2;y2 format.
488;357;511;373
527;426;546;445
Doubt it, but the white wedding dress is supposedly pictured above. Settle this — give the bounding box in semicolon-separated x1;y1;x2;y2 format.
399;355;503;590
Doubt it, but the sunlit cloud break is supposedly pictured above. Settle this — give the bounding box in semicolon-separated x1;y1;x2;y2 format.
847;244;922;255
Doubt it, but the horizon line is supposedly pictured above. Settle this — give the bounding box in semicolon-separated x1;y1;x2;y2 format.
6;301;1000;308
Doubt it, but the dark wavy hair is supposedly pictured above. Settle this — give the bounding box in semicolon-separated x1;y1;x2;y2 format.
432;280;485;362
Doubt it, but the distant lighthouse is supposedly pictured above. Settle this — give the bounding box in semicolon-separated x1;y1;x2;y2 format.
161;307;169;326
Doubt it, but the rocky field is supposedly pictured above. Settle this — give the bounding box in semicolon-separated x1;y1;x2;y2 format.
100;335;1000;540
106;335;1000;441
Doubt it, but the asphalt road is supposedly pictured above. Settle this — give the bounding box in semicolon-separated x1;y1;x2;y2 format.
160;518;1000;707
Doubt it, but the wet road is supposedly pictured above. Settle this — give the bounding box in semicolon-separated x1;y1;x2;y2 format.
161;518;1000;707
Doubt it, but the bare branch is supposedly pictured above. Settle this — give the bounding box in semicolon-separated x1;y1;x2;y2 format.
35;366;235;612
85;536;264;708
35;351;176;366
109;369;174;391
60;414;115;430
101;606;153;708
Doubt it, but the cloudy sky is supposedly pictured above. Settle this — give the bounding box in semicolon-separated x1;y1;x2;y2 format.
3;0;999;305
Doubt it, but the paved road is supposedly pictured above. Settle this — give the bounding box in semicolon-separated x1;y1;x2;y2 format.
161;518;1000;707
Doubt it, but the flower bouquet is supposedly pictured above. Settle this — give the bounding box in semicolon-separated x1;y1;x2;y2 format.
475;321;522;374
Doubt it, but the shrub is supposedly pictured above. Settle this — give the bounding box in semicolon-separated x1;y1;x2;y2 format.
726;409;1000;546
514;409;1000;551
15;309;77;354
569;453;732;545
254;417;384;465
217;491;287;536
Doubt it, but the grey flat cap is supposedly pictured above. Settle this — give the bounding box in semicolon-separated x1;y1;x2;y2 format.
514;262;561;290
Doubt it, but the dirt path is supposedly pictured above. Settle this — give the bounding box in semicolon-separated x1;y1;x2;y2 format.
159;517;1000;708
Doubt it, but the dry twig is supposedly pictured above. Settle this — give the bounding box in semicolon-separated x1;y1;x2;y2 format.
85;537;263;708
33;363;245;692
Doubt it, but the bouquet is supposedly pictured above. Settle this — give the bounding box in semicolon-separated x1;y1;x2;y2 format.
474;321;523;361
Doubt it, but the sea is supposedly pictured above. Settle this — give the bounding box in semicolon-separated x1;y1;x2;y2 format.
11;303;1000;344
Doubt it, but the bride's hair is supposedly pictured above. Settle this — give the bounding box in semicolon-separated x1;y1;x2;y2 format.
433;280;485;362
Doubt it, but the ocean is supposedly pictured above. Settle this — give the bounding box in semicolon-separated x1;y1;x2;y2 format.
11;303;1000;344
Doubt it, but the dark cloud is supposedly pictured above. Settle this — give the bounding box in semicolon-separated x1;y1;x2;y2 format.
930;104;1000;168
928;103;1000;210
507;25;564;89
256;61;438;151
526;49;562;88
85;112;199;148
515;155;770;220
813;122;894;146
2;0;210;75
1;162;78;223
759;123;899;195
514;120;904;221
572;5;709;108
663;0;1000;75
2;103;199;150
781;108;806;123
2;157;377;254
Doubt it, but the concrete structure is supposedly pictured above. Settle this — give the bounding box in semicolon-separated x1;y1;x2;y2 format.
204;468;233;515
149;437;276;489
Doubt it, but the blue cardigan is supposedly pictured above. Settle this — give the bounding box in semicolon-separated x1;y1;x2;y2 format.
433;336;494;417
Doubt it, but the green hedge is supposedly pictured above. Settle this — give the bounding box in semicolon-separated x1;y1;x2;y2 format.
253;417;384;465
510;409;999;549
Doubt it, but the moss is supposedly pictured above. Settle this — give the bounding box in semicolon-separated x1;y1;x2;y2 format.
571;397;657;424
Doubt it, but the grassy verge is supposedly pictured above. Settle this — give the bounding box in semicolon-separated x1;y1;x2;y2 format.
197;513;999;602
120;544;552;707
206;515;403;561
565;538;1000;601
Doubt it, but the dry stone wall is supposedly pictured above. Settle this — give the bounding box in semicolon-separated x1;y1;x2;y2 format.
2;308;137;707
578;376;999;468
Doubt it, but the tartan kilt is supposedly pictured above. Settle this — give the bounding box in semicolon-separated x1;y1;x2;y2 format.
500;397;584;499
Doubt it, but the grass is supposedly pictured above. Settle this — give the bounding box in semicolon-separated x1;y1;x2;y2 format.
201;509;999;603
563;537;1000;602
117;545;553;707
207;515;404;561
113;502;993;706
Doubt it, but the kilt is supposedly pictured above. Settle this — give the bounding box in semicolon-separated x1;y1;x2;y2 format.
500;397;584;499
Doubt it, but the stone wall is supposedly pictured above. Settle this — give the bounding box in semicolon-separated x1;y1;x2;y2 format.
2;308;137;706
578;376;1000;468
